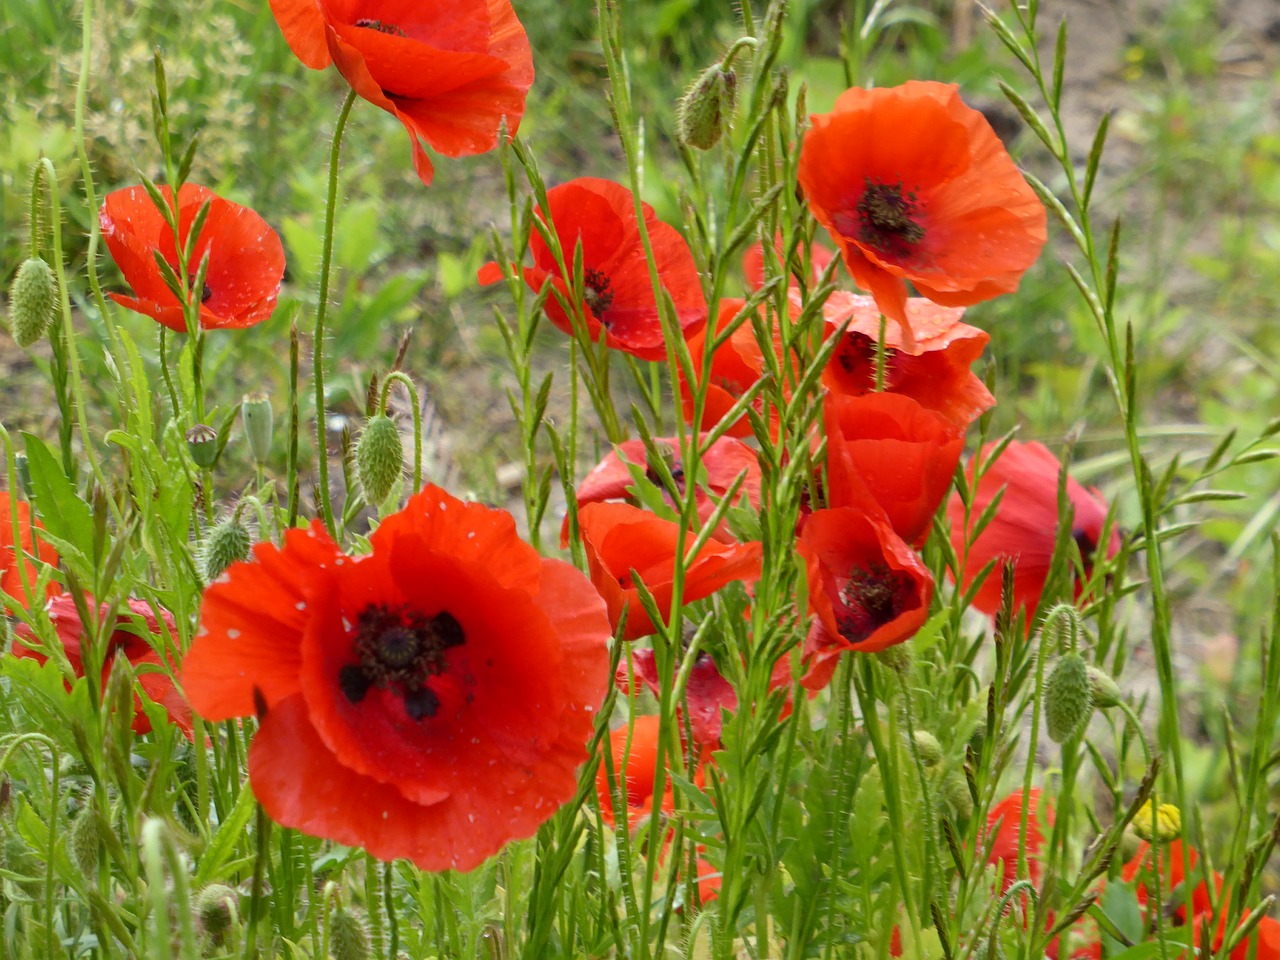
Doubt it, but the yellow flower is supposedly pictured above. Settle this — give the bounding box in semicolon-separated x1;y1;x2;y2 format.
1132;800;1181;842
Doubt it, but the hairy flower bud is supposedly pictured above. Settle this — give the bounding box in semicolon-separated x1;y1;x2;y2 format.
240;392;274;465
912;731;944;767
330;907;372;960
677;64;737;150
70;801;99;878
1044;653;1092;743
186;424;219;469
1085;665;1122;709
203;515;252;583
356;414;403;507
941;770;974;821
8;257;57;348
196;883;238;947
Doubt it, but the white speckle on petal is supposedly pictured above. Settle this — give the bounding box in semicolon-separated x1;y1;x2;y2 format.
227;628;241;639
295;601;306;611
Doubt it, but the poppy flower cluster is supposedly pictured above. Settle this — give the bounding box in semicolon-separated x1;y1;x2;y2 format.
181;486;611;871
268;0;535;185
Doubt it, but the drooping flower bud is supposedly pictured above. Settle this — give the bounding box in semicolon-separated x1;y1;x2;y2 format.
186;424;219;469
1044;652;1092;743
941;770;974;821
8;257;57;347
356;414;403;507
912;731;944;768
330;906;372;960
240;392;274;466
1085;665;1123;709
202;515;252;583
69;800;99;878
195;883;238;947
676;64;737;150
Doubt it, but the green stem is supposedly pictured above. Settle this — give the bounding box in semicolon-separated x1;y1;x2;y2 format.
379;371;423;494
312;88;359;538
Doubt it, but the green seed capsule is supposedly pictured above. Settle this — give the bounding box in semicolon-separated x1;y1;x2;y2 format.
240;392;274;465
1044;653;1093;743
8;257;57;348
186;424;219;469
356;414;403;507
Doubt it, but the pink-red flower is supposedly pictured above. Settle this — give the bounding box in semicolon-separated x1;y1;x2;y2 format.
12;596;193;738
479;178;707;360
181;486;611;871
100;184;285;331
947;441;1122;619
267;0;534;185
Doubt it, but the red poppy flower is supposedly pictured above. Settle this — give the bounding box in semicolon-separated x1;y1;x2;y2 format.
478;178;706;360
267;0;534;186
984;789;1051;892
617;649;737;747
595;714;669;828
577;502;762;642
679;297;798;438
742;235;834;291
570;435;761;545
12;596;193;738
0;492;59;607
99;184;284;332
798;507;933;688
820;291;995;428
823;392;965;547
798;81;1046;336
946;441;1122;619
181;485;611;872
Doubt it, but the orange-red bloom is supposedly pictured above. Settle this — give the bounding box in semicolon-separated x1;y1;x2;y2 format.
596;714;669;828
798;81;1046;335
478;178;706;360
821;292;995;428
268;0;533;185
12;596;193;738
571;436;761;545
100;184;285;331
823;392;965;547
946;441;1122;619
181;486;611;871
0;493;59;606
578;502;762;642
799;507;933;687
984;789;1051;892
617;649;737;747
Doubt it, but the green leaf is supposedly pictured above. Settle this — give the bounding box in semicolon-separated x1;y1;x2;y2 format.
22;432;94;567
193;783;259;887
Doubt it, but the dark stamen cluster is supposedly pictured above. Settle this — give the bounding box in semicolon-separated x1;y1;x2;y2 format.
355;18;408;36
583;268;615;320
339;603;465;720
836;333;903;392
644;442;685;491
857;179;925;257
835;563;913;644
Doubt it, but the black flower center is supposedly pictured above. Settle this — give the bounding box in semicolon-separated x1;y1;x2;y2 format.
583;268;615;321
835;333;904;392
834;563;914;644
355;18;408;36
643;442;686;492
339;603;465;720
856;180;925;256
200;283;213;304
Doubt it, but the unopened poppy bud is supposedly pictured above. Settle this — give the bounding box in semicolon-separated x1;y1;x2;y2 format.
69;801;98;878
195;883;237;946
330;906;372;960
8;257;57;347
356;414;403;506
1044;653;1092;743
877;644;912;674
240;392;274;465
912;731;943;767
677;64;737;150
202;515;252;583
186;424;219;469
1085;665;1123;709
941;771;974;820
1132;800;1181;842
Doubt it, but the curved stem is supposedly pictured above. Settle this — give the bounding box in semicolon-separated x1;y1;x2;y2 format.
380;371;423;494
312;88;359;538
